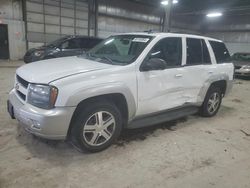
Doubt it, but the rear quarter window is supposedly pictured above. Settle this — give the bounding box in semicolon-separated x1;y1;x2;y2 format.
209;41;231;63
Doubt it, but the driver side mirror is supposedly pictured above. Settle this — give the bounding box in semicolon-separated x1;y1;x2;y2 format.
141;58;167;72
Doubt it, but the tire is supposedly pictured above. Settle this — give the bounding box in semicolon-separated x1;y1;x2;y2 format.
70;100;122;152
200;87;222;117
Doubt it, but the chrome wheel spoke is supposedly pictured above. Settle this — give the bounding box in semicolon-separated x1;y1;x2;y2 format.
96;112;103;126
84;125;97;132
103;117;115;129
101;130;112;140
208;99;213;105
207;92;220;114
90;132;100;145
208;105;214;112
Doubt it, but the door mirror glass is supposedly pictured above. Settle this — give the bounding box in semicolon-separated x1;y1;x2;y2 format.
141;58;167;71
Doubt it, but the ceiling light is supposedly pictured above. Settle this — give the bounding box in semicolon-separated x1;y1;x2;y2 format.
206;12;223;18
161;1;169;5
161;0;178;6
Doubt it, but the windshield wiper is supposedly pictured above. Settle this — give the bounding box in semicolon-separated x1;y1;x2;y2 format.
82;52;114;64
99;56;114;64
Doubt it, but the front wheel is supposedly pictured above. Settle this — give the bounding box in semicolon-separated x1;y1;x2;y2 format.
200;87;222;117
70;101;122;152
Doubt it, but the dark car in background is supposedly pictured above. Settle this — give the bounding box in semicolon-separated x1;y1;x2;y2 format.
23;36;102;63
232;52;250;77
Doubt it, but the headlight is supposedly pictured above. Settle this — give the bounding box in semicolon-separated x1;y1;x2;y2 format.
34;51;44;57
243;65;250;69
27;84;58;109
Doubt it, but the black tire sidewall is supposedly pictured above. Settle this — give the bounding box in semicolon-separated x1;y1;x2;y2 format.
71;101;122;152
201;87;222;117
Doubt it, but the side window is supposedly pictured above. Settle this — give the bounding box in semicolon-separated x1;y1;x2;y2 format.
87;39;102;49
186;38;202;65
201;40;211;64
61;40;69;49
209;41;231;63
61;39;81;49
79;38;87;49
148;37;182;67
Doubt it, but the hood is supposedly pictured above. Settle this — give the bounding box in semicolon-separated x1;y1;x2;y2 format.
233;60;250;66
28;46;48;52
17;56;114;84
26;46;50;56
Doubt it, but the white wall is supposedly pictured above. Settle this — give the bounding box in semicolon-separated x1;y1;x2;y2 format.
98;0;162;38
25;0;89;48
0;0;26;60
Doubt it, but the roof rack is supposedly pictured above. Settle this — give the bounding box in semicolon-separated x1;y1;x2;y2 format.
143;30;157;34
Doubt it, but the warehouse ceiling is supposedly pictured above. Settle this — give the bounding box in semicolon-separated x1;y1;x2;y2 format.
131;0;250;16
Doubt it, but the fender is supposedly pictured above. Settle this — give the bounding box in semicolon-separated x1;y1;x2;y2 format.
65;82;137;120
197;73;230;103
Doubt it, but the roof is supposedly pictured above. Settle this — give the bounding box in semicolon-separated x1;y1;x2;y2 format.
114;32;222;42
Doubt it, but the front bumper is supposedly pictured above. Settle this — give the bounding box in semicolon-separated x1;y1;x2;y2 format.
235;69;250;77
8;89;76;140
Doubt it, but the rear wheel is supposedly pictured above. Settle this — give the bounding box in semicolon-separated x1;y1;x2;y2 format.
70;100;122;152
200;87;222;117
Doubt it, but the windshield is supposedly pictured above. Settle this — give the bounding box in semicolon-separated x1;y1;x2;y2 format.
232;53;250;62
85;35;153;65
46;36;69;47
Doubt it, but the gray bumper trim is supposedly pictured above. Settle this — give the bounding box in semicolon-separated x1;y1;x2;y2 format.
9;89;76;140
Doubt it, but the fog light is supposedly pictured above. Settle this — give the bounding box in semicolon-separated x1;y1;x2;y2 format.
30;120;41;130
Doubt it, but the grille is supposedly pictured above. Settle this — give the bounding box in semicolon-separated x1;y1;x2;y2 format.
17;90;26;101
16;74;29;88
15;74;29;102
234;65;242;70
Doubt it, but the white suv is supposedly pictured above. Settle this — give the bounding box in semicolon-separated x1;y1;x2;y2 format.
8;32;234;152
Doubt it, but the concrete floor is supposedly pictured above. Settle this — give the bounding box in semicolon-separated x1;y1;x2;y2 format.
0;60;250;188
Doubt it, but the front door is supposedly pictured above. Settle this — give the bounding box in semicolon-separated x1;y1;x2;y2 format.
137;37;186;116
0;24;9;59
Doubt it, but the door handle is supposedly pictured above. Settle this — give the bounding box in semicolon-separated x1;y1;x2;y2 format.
208;71;213;74
175;74;183;78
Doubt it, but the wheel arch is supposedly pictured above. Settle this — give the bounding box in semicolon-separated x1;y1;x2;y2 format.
198;74;229;103
66;91;136;138
209;80;227;95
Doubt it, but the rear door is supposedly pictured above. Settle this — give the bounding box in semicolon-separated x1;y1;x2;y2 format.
209;40;234;80
182;38;214;103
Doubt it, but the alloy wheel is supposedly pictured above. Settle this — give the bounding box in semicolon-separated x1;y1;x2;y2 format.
207;92;220;114
83;111;116;146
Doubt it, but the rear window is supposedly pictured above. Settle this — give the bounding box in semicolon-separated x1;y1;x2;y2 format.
209;41;231;63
